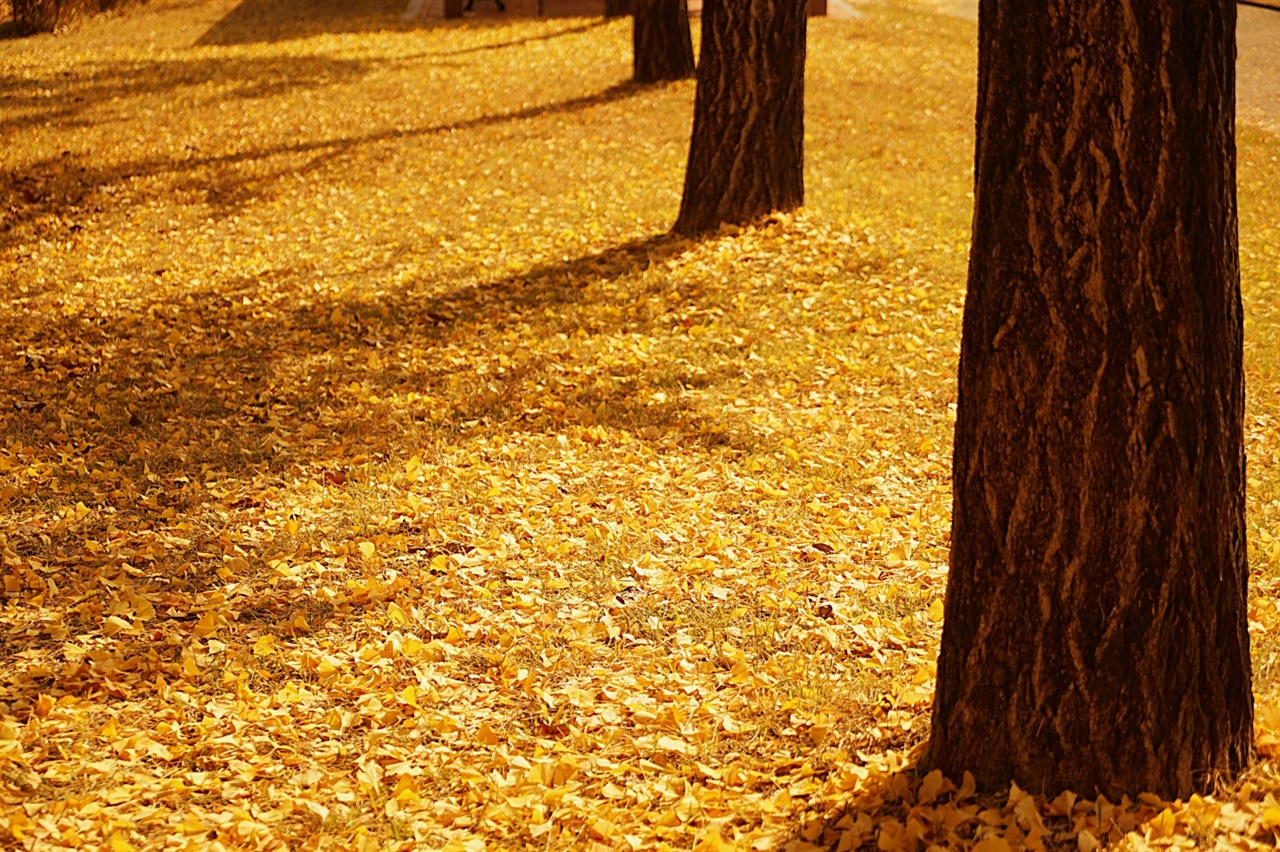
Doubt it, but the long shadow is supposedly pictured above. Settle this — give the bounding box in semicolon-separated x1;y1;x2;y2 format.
197;0;429;46
0;53;379;138
409;232;687;330
0;224;750;622
0;207;776;718
1;14;613;138
431;18;607;55
0;228;715;481
196;0;617;46
343;232;758;447
195;0;608;46
1;79;650;242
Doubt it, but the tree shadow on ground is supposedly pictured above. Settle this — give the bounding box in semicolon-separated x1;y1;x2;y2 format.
0;221;753;662
431;18;606;55
347;233;762;452
195;0;606;46
1;78;651;241
0;23;723;719
772;751;931;851
0;47;696;493
0;226;731;486
0;53;381;138
197;0;435;45
777;749;1084;852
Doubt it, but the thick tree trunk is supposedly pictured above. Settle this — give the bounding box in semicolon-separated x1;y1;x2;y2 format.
632;0;695;84
672;0;806;236
929;0;1251;799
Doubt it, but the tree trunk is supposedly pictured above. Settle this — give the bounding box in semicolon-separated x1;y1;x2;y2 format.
929;0;1251;799
632;0;695;84
13;0;63;34
672;0;806;236
604;0;631;17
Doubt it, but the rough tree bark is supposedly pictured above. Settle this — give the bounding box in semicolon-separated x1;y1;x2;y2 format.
631;0;695;84
671;0;806;236
929;0;1251;799
13;0;64;34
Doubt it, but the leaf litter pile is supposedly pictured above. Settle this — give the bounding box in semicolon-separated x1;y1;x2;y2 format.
3;1;1280;850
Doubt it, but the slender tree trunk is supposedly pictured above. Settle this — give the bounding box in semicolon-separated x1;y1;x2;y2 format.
672;0;806;236
929;0;1250;799
632;0;695;84
13;0;63;34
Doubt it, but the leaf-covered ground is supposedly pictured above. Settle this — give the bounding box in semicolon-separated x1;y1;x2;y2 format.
2;1;1280;849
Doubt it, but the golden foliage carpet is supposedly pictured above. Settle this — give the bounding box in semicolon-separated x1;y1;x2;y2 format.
2;1;1280;849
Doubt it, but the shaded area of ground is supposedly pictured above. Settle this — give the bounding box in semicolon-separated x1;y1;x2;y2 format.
196;0;613;45
2;77;651;241
197;0;409;44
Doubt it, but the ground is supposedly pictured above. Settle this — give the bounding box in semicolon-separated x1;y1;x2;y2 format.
2;1;1280;850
